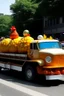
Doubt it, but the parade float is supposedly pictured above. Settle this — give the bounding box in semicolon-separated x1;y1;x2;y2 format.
0;26;34;53
0;27;64;81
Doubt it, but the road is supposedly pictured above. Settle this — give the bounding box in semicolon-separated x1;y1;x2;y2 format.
0;70;64;96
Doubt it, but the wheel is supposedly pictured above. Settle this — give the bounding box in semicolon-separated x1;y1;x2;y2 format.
24;65;37;81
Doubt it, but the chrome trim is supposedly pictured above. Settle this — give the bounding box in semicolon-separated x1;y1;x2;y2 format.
46;75;64;80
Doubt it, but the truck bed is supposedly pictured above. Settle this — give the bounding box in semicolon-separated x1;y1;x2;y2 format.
0;52;27;63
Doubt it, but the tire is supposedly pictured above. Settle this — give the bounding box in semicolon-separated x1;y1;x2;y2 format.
24;65;37;81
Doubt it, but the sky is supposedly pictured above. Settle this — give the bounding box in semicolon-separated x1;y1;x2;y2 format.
0;0;15;15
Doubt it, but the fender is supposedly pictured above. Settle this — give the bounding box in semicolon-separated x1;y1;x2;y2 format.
22;59;44;66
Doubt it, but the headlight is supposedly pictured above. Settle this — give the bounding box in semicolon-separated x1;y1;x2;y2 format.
45;56;52;63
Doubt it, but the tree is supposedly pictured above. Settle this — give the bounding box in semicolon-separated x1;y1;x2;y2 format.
10;0;39;36
0;14;13;36
36;0;64;16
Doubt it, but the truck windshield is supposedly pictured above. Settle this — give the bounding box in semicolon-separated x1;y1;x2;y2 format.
38;42;61;49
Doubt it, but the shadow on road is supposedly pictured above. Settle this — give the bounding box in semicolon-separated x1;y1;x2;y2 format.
0;69;64;87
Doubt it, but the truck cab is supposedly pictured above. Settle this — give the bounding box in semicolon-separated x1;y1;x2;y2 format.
28;39;62;59
27;40;64;81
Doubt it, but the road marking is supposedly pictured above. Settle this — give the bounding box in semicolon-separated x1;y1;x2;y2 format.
0;79;48;96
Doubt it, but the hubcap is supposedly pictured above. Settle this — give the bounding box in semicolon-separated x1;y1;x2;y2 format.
27;69;32;79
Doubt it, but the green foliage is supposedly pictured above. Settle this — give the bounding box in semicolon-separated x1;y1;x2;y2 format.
10;0;39;35
10;0;64;37
0;15;13;36
37;0;64;16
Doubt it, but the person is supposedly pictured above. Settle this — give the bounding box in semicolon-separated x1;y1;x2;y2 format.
10;26;19;39
23;30;30;37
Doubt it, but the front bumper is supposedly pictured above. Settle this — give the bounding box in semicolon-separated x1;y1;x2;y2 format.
46;75;64;80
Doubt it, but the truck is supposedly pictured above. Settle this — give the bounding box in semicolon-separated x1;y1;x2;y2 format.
0;39;64;81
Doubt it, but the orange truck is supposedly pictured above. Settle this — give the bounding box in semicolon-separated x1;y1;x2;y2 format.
0;39;64;81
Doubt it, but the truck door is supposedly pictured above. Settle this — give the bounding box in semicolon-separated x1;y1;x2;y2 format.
31;43;39;59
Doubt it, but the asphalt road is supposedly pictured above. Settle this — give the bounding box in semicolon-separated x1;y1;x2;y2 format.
0;70;64;96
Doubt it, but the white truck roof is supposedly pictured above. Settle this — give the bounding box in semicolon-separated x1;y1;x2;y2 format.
32;39;59;43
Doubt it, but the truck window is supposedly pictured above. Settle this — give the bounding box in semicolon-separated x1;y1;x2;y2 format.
30;43;33;49
38;42;61;49
34;43;38;49
30;43;38;49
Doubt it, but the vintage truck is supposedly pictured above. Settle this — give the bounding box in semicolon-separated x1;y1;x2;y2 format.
0;39;64;81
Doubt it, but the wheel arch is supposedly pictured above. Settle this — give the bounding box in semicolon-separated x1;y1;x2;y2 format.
22;62;39;71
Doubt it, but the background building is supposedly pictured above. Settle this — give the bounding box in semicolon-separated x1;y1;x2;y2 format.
43;17;64;41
